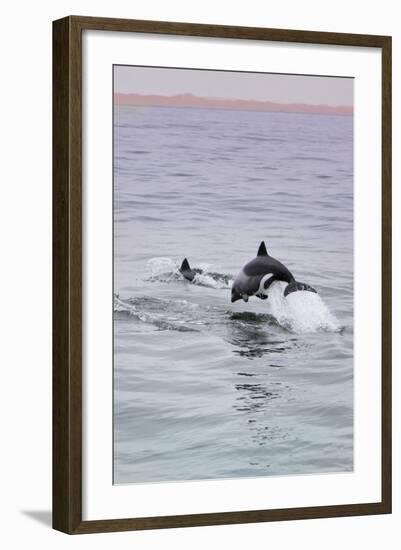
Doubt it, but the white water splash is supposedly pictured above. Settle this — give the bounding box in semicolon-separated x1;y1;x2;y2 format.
192;272;233;290
147;257;233;289
147;257;180;280
266;282;340;333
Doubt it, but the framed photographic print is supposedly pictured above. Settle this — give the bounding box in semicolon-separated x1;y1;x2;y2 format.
53;16;392;534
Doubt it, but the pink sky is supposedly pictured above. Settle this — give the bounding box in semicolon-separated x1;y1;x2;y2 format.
114;93;353;116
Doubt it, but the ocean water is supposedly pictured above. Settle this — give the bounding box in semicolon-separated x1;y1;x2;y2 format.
113;105;353;484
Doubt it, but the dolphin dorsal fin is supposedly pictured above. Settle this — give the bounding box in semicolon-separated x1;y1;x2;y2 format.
257;241;269;257
180;258;191;271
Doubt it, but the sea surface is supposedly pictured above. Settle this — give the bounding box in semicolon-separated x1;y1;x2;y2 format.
113;105;353;484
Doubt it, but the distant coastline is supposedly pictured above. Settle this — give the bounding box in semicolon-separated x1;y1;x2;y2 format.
114;93;353;116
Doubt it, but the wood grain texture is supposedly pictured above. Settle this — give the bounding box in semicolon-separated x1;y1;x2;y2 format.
75;502;388;534
52;16;82;534
70;15;389;47
381;36;392;514
52;15;392;534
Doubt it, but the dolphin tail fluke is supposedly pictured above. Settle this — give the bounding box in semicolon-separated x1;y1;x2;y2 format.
284;281;317;297
180;258;191;272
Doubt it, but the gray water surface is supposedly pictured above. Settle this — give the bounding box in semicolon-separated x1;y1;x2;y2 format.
113;105;353;484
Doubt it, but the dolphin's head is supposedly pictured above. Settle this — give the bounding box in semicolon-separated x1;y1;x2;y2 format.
231;283;242;303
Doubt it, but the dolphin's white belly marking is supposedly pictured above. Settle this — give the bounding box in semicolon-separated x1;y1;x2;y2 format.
257;273;273;296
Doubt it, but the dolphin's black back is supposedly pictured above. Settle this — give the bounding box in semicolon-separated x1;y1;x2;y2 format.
231;242;296;301
179;258;201;282
243;255;294;282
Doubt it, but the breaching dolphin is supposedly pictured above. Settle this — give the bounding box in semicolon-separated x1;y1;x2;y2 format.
231;241;316;303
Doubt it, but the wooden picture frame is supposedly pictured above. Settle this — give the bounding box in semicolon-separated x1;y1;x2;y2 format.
53;15;392;534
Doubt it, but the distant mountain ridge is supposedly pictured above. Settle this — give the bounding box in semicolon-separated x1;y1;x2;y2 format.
114;92;353;116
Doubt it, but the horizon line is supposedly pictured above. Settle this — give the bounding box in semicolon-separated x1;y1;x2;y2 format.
114;92;353;116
